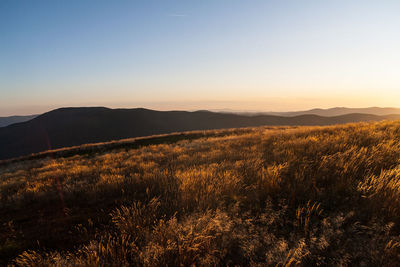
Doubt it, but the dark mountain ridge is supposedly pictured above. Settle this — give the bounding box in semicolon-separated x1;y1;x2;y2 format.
1;107;400;160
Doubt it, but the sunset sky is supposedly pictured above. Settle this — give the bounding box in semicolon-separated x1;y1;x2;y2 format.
1;0;400;116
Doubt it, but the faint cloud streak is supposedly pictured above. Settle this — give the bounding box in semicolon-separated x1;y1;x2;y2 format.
168;13;188;17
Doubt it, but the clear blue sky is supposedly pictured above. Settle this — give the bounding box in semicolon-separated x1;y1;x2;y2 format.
1;0;400;115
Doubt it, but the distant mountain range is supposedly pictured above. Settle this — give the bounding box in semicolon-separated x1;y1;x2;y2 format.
225;107;400;117
0;115;37;127
2;107;400;128
1;107;400;160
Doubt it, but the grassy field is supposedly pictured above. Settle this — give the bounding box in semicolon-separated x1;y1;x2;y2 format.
2;121;400;266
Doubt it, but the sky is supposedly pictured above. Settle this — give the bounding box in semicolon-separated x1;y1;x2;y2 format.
1;0;400;116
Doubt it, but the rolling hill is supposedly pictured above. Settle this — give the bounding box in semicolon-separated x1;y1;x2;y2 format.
1;107;400;160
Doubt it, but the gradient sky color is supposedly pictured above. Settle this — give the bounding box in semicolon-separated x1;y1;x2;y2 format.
1;0;400;116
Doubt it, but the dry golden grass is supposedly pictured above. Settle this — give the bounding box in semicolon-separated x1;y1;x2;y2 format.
2;121;400;265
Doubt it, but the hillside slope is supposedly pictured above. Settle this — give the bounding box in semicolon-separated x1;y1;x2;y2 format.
1;107;400;160
2;121;400;265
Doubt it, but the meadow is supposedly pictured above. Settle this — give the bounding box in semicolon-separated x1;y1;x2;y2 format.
2;121;400;266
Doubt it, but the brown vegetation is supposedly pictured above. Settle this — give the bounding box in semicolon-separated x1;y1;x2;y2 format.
2;121;400;265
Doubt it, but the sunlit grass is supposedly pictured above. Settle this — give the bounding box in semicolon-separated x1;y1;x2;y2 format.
2;121;400;265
